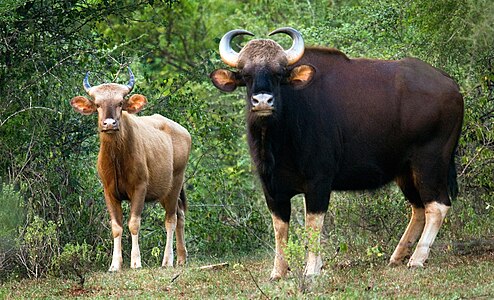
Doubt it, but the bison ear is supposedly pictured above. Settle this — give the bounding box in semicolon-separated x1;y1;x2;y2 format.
70;96;96;115
125;94;147;114
210;69;240;92
288;65;315;89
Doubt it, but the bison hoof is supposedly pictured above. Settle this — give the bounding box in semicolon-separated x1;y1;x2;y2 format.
108;265;121;272
407;260;424;268
269;274;282;281
304;271;320;278
270;270;284;281
387;259;403;267
162;261;174;268
269;269;287;281
162;254;174;268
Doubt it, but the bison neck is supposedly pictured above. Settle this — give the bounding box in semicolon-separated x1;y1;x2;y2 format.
247;117;284;177
97;114;138;200
246;100;344;194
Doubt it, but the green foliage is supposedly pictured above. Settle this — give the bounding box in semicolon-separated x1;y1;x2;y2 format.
285;230;306;276
298;186;408;265
0;183;25;279
366;244;384;257
17;216;59;278
49;242;105;288
0;183;24;246
285;226;322;292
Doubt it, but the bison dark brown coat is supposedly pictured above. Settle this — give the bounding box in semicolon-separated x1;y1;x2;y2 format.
210;28;464;280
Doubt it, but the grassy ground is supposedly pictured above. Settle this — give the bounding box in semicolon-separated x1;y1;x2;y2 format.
1;248;494;299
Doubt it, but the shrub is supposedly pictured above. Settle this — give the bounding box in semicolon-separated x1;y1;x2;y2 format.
285;226;322;292
0;183;25;280
50;242;105;288
17;215;59;278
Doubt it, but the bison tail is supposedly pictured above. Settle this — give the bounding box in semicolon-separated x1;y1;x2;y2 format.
179;186;188;211
448;154;459;201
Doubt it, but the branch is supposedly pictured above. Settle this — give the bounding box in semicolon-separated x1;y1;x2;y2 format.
0;106;57;128
460;146;485;177
198;262;229;270
246;268;270;300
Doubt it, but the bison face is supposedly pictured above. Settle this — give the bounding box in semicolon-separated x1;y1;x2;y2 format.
210;28;315;119
70;68;147;133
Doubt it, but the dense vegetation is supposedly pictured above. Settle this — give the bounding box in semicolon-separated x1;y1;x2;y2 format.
0;0;493;286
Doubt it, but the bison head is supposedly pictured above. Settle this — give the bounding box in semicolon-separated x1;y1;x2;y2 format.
210;27;315;118
70;67;147;133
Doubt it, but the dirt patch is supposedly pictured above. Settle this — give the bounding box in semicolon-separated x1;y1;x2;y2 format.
63;285;102;297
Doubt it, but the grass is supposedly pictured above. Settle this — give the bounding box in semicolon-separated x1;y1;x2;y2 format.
1;248;494;299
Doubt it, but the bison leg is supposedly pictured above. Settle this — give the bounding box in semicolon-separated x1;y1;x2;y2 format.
162;211;177;267
265;190;292;281
129;219;142;269
304;213;324;276
407;201;449;267
109;223;123;272
175;207;187;266
161;179;186;267
104;190;124;272
270;214;289;280
389;206;425;266
128;186;146;269
303;185;330;277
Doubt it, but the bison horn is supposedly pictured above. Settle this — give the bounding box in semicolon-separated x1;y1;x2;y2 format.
219;29;254;68
83;71;92;94
126;67;135;92
268;27;305;66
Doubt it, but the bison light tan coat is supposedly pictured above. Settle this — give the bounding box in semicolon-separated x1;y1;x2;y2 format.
70;69;191;271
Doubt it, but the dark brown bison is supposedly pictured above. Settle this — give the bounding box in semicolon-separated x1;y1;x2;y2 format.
210;28;464;280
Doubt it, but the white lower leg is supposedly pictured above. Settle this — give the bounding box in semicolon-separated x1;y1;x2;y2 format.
130;233;142;269
408;202;449;267
270;215;289;280
304;213;324;276
109;235;123;272
389;206;425;266
162;215;177;267
128;216;142;269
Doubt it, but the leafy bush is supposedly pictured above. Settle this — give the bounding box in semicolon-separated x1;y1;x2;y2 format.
0;183;25;279
17;216;59;278
50;242;105;288
0;183;24;246
326;187;408;256
285;226;322;292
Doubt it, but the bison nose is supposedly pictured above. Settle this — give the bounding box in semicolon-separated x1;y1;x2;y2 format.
103;118;117;126
102;118;118;131
251;93;274;108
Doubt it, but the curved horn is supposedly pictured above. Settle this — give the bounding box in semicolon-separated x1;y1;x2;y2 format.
219;29;254;68
268;27;305;65
126;67;135;92
83;71;92;94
